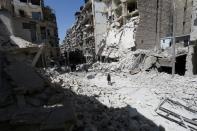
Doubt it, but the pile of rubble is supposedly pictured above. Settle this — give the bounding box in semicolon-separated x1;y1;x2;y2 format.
100;17;139;59
45;71;165;131
94;48;188;74
47;68;197;131
0;52;76;131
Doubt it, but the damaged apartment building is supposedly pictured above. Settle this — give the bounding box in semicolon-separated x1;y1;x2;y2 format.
63;0;108;67
62;0;139;68
63;0;197;76
136;0;197;76
0;0;59;67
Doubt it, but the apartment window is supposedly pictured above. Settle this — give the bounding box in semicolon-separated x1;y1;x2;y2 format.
194;18;197;26
40;26;46;40
20;0;27;3
127;0;137;13
22;23;31;29
183;21;186;26
30;0;40;5
32;12;41;20
47;29;51;36
19;10;25;17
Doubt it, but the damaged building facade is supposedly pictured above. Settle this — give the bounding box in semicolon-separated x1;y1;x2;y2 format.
0;0;59;66
62;0;197;76
63;0;108;67
63;0;139;66
136;0;197;76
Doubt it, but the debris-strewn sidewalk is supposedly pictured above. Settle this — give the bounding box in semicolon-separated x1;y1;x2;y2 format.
48;69;197;131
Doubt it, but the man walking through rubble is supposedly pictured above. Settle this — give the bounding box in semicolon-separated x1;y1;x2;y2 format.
107;73;111;85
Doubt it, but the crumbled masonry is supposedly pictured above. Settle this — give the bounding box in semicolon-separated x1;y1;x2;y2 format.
0;0;197;131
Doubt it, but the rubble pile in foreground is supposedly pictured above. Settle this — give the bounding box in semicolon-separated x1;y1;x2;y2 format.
0;52;76;131
48;68;197;131
45;70;166;131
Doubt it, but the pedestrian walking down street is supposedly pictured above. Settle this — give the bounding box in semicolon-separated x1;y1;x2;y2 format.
107;73;111;85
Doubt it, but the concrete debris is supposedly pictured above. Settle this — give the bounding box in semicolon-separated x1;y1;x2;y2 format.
93;50;150;73
143;56;157;71
47;68;197;131
0;52;76;131
5;60;45;93
44;70;165;131
93;47;190;74
10;35;38;49
101;17;139;59
155;98;197;130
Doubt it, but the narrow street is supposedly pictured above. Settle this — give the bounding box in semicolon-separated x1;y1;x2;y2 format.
47;69;197;131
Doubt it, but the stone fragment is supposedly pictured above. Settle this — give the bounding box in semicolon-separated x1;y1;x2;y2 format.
26;96;45;107
10;107;50;125
41;105;76;130
143;56;157;71
5;61;45;93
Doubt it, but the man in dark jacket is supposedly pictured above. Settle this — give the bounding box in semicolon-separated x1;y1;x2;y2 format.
107;73;111;85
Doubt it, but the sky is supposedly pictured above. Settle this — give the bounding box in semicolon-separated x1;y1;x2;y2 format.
44;0;84;44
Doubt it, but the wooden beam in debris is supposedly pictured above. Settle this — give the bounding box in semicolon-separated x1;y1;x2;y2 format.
32;44;45;67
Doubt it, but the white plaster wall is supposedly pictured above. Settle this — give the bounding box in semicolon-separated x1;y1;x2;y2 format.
13;0;43;19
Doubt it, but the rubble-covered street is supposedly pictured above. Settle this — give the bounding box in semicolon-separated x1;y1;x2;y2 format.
1;0;197;131
46;67;197;131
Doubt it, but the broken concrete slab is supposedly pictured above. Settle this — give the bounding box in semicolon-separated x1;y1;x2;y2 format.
0;47;76;131
47;93;65;105
129;68;141;75
0;105;16;122
41;105;76;130
87;73;96;79
143;56;157;71
5;61;45;93
0;85;14;107
10;107;50;125
25;96;45;107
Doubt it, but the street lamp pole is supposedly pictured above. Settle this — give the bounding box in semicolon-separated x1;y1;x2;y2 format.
172;0;176;78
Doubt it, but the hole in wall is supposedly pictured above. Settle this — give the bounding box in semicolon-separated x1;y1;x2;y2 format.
158;55;187;76
175;55;187;76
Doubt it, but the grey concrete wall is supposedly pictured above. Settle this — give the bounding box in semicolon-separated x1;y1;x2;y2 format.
186;45;197;76
136;0;160;49
12;17;32;42
0;0;12;11
93;1;108;55
136;0;192;50
191;0;197;41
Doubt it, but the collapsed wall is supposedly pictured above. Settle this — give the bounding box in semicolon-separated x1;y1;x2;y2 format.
0;52;76;131
99;17;139;60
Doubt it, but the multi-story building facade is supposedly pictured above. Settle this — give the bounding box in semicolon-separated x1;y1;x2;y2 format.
62;0;197;75
136;0;192;50
63;0;108;64
0;0;59;60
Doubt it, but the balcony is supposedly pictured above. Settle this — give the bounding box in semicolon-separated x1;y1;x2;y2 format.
18;0;42;6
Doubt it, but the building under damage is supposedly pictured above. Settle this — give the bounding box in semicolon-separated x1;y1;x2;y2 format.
0;1;78;130
0;0;59;67
62;0;197;76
